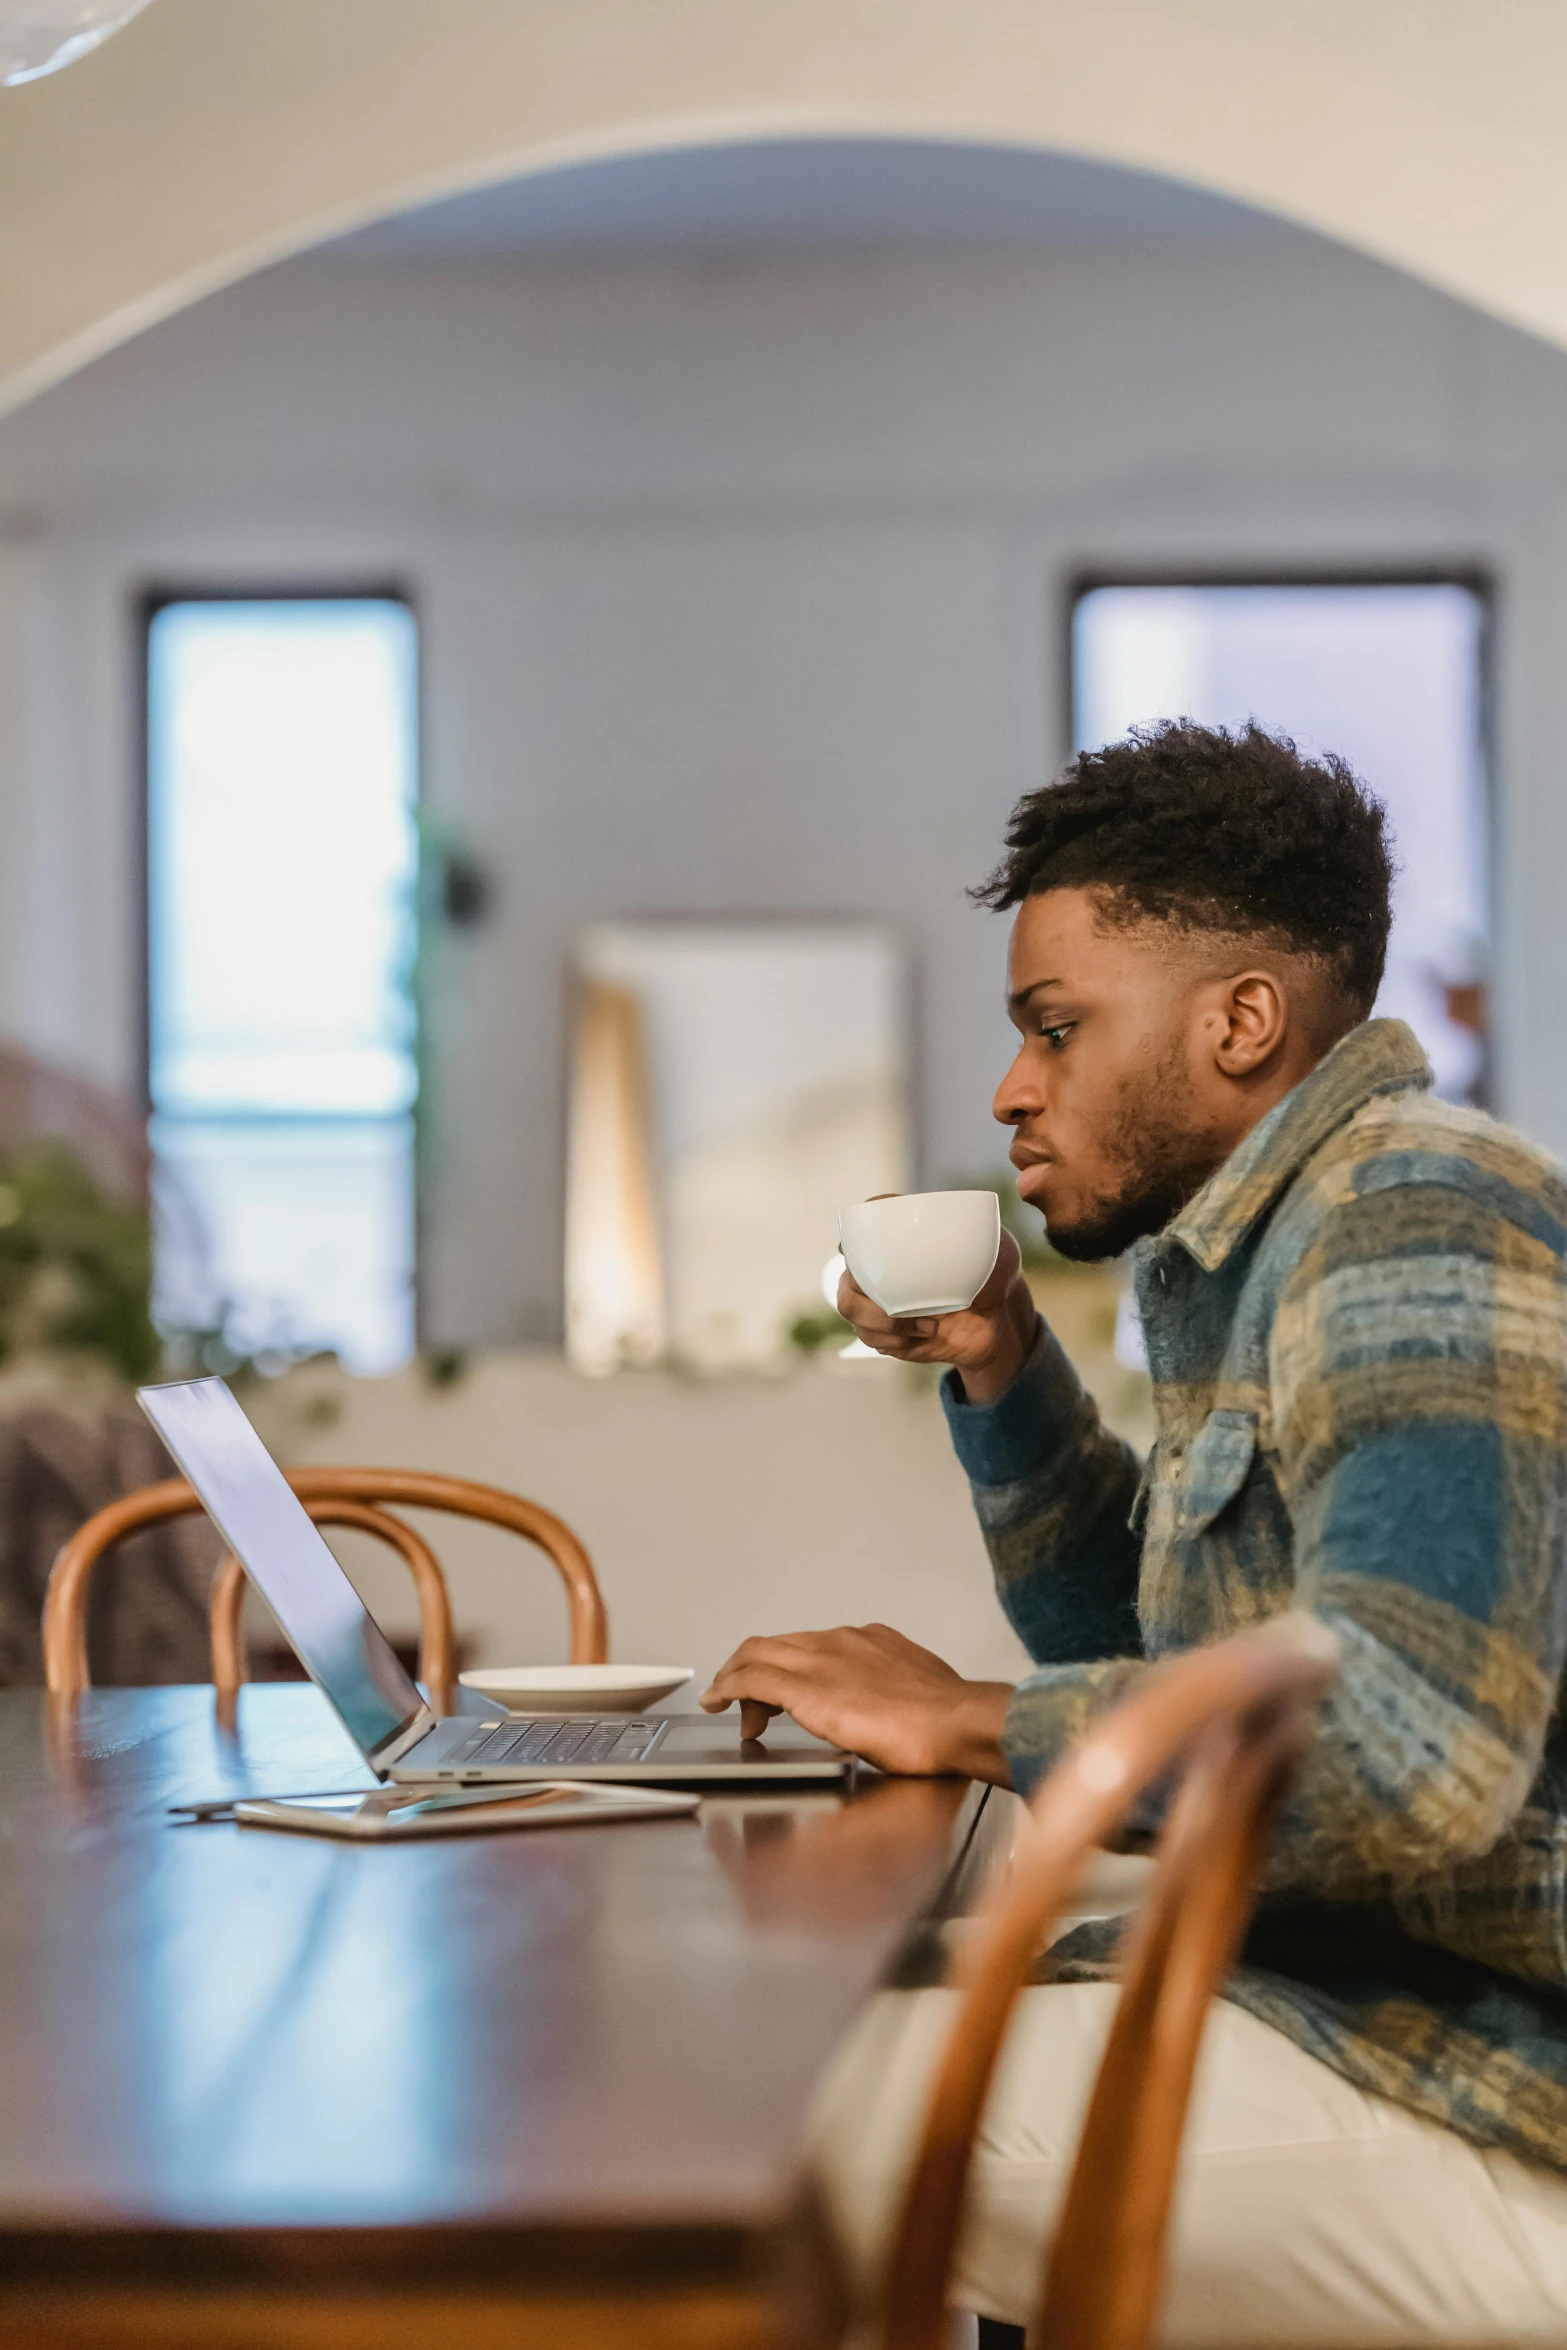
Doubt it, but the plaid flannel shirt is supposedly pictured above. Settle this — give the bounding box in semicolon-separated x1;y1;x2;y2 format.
942;1019;1567;2169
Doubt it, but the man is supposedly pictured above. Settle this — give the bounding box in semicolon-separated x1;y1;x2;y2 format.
702;722;1567;2345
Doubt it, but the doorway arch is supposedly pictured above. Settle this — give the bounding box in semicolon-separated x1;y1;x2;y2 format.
2;0;1564;413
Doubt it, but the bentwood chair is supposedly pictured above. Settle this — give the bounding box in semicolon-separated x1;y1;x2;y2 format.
42;1466;608;1711
876;1614;1340;2350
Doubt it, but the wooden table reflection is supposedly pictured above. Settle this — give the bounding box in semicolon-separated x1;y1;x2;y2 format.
0;1685;984;2348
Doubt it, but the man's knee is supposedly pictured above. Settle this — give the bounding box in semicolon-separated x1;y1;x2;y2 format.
808;1982;1118;2315
811;1981;1567;2347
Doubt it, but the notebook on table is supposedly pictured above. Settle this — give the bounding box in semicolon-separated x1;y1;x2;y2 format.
230;1780;699;1838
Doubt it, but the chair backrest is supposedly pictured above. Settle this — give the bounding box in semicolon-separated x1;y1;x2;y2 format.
208;1498;457;1706
879;1614;1340;2350
41;1466;609;1705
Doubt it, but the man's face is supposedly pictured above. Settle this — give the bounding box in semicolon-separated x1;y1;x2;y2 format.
995;888;1231;1261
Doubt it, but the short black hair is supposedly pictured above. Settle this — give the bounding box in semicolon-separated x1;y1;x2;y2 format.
974;719;1395;1015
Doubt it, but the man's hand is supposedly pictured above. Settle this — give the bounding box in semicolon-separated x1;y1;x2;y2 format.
700;1624;1014;1782
837;1228;1039;1405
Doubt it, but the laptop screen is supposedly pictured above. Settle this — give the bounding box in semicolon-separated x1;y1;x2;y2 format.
138;1377;425;1767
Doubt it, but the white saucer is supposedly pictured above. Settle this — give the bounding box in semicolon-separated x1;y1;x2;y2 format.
458;1664;695;1715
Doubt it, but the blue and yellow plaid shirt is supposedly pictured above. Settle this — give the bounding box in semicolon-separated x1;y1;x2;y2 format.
943;1018;1567;2169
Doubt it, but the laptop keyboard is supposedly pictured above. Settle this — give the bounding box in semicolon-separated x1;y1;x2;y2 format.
439;1717;662;1772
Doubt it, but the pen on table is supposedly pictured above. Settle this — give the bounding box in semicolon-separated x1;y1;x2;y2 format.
168;1790;368;1821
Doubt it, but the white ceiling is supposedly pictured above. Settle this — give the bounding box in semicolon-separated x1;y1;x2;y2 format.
327;139;1298;261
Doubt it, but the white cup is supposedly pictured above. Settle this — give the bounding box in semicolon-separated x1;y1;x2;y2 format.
838;1191;1002;1318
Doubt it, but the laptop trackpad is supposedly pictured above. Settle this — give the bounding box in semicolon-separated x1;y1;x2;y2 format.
656;1720;846;1768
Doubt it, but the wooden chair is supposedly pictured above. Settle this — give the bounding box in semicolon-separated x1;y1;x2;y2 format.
41;1466;608;1710
879;1613;1340;2350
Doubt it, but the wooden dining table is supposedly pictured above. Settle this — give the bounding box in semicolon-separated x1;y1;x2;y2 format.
0;1682;993;2350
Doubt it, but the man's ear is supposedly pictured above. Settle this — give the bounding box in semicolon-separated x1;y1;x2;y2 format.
1213;970;1288;1076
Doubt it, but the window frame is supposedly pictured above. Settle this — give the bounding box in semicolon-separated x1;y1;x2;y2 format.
137;580;424;1358
1064;562;1494;761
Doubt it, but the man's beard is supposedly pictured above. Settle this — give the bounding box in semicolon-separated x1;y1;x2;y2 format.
1042;1049;1221;1263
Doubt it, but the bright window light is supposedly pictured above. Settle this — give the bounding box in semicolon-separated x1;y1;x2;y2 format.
146;598;418;1373
1073;582;1489;1101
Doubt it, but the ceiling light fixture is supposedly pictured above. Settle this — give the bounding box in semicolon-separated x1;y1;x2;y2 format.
1;0;154;87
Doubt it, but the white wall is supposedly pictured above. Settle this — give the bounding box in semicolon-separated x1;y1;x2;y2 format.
2;231;1567;1348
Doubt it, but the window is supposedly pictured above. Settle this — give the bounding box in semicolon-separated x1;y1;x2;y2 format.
1072;580;1490;1101
146;596;419;1373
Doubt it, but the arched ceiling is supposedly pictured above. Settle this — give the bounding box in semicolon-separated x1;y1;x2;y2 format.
324;139;1291;260
2;0;1564;418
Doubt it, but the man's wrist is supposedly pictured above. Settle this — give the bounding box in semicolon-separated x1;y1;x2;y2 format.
932;1681;1014;1783
956;1289;1040;1407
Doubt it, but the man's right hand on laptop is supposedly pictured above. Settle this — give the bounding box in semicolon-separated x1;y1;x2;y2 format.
700;1624;1013;1783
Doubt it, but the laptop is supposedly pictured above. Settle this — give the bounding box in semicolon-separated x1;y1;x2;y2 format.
138;1376;855;1786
